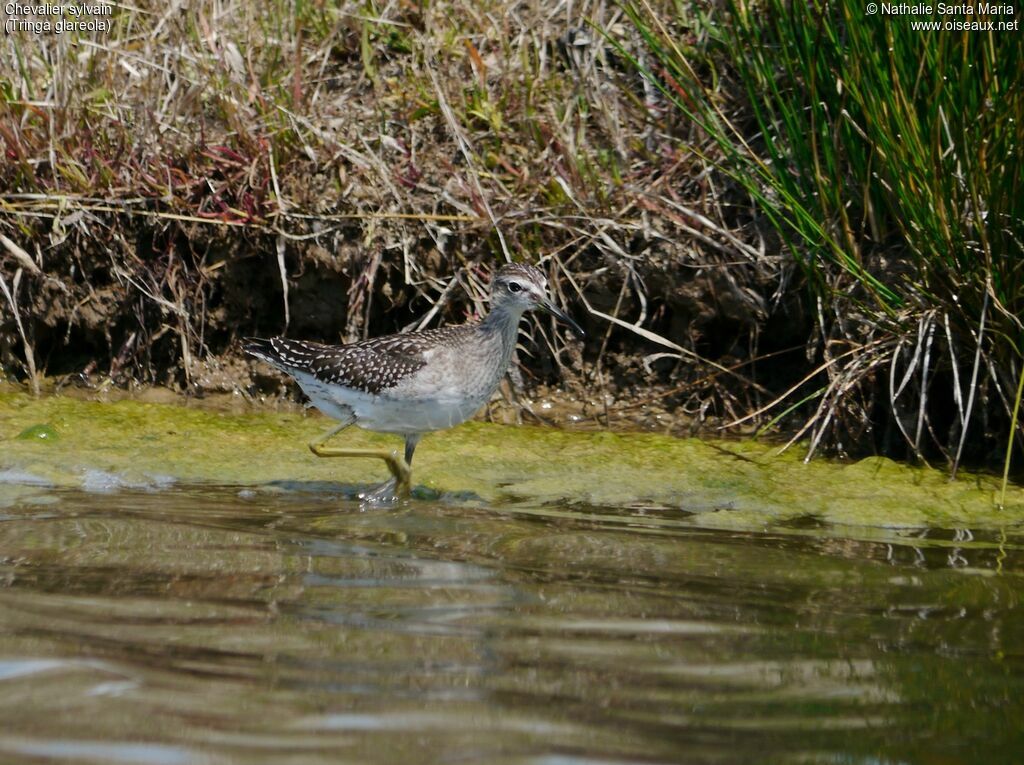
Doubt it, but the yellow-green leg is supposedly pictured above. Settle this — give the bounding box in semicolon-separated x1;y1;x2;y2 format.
308;422;412;496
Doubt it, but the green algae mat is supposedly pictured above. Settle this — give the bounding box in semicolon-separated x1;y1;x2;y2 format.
1;392;1022;529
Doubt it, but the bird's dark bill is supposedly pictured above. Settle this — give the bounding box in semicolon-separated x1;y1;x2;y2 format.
541;301;585;338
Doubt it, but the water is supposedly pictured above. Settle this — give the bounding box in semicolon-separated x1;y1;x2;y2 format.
1;485;1022;765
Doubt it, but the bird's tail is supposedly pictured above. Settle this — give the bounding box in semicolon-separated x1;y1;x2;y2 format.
243;337;278;365
243;336;323;373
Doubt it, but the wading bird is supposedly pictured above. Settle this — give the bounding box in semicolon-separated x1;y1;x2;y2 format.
245;262;584;498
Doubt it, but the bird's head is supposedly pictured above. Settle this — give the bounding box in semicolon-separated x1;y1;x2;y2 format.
491;262;584;338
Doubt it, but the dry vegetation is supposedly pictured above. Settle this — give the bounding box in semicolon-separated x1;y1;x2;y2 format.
1;0;780;430
1;1;1020;480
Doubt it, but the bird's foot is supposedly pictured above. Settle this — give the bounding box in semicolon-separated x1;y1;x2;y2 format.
359;450;412;506
359;477;404;506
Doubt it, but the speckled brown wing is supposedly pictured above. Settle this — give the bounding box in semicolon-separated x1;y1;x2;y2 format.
244;329;464;395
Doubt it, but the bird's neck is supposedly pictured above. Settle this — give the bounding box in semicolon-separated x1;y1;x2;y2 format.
478;302;525;356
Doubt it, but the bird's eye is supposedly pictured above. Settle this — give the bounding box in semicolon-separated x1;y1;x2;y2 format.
507;281;523;293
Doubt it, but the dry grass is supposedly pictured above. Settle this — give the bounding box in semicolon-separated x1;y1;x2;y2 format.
1;0;779;433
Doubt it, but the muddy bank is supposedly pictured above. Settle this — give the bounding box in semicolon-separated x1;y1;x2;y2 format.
0;218;1010;471
1;215;780;437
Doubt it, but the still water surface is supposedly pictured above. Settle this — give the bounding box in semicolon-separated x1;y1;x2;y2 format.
1;484;1022;764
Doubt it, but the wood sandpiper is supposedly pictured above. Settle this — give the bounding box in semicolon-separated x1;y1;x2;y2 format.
244;263;584;498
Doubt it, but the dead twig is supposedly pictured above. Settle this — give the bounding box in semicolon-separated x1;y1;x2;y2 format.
0;269;39;395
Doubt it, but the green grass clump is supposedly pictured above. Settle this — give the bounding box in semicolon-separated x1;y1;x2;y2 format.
618;0;1024;484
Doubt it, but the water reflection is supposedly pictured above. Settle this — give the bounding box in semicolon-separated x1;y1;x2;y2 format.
0;486;1021;764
